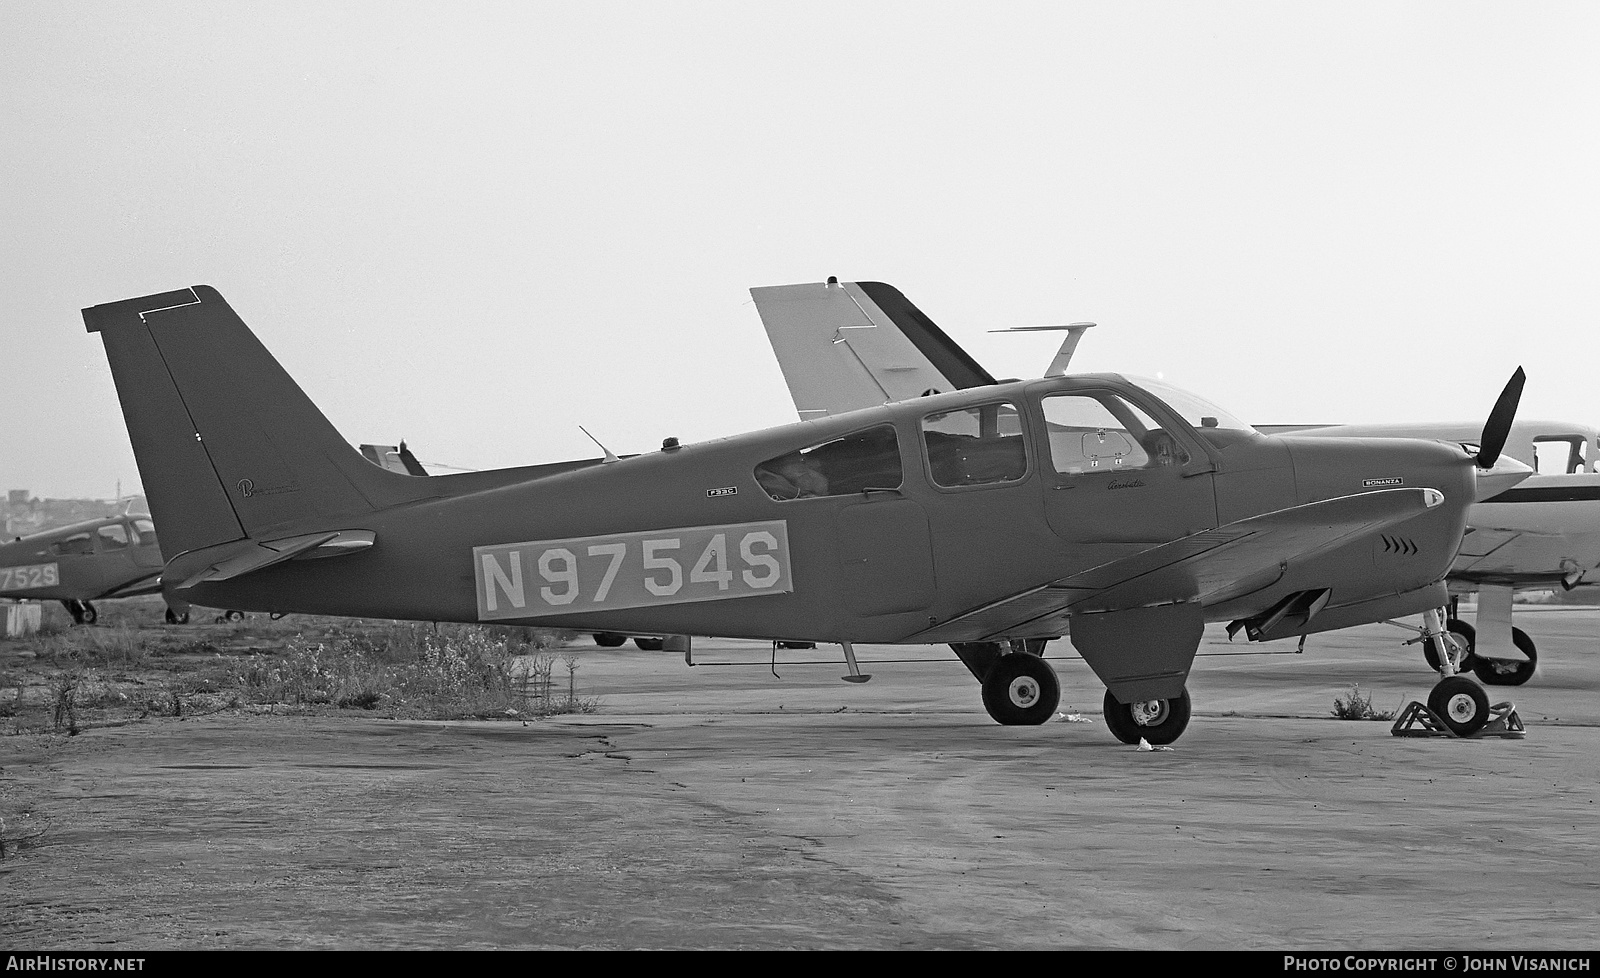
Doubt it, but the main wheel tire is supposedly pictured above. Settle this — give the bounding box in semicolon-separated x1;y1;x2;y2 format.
981;653;1060;725
633;637;665;651
224;610;245;622
1472;626;1538;686
80;602;98;625
164;607;190;625
1102;687;1192;745
1427;675;1491;736
592;632;628;647
1422;619;1477;673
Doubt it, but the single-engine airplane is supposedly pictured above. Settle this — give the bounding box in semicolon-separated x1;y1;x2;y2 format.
0;512;185;623
84;284;1525;742
751;278;1583;689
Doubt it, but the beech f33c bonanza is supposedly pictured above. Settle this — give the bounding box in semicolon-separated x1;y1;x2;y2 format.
0;513;179;624
752;279;1574;690
85;284;1525;743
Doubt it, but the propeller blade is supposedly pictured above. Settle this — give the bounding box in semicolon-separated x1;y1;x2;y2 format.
1476;367;1526;469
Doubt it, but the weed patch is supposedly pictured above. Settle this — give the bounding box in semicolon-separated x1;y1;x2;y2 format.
2;599;594;729
1331;684;1397;721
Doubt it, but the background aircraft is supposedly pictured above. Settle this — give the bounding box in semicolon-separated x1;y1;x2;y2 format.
0;512;181;623
84;284;1518;742
750;278;1559;687
0;451;424;629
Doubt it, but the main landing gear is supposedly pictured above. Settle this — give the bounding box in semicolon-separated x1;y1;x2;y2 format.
951;641;1061;725
60;599;96;625
950;639;1197;744
1415;592;1537;687
1471;629;1537;686
980;651;1060;725
1102;688;1192;746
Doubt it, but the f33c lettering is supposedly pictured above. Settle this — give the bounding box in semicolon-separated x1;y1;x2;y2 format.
473;521;791;621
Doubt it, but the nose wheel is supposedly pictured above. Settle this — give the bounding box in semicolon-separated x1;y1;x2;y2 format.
1426;675;1491;736
980;652;1060;725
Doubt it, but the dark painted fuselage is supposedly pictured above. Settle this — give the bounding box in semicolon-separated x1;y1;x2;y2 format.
175;374;1474;644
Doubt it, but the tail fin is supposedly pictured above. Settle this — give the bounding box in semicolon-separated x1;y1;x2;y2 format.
750;279;995;420
84;286;421;556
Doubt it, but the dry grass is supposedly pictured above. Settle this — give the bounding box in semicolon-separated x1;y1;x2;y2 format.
1;595;594;733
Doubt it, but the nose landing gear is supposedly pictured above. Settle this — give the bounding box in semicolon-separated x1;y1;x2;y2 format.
1394;607;1524;739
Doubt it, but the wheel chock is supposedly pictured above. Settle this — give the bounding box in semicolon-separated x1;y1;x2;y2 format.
1390;701;1526;739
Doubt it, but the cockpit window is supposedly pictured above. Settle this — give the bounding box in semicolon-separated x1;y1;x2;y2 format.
1125;376;1253;428
755;424;902;500
97;524;130;549
52;532;93;556
1041;392;1190;473
1533;436;1588;474
920;402;1028;488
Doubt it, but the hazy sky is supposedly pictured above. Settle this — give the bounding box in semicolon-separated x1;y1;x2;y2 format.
4;1;1597;499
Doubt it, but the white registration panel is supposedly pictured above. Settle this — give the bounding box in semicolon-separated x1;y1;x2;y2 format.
0;562;60;592
474;521;791;621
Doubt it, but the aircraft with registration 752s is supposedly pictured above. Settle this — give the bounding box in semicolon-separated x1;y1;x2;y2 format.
83;283;1528;744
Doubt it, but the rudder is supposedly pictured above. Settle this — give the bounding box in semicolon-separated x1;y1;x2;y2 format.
84;286;417;556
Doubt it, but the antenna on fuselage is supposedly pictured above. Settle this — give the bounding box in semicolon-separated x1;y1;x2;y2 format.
580;425;620;463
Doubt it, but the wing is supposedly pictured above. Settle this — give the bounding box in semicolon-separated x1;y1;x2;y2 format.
1453;474;1600;586
750;280;993;419
910;487;1446;643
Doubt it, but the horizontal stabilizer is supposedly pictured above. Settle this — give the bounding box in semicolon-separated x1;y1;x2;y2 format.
169;529;375;591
